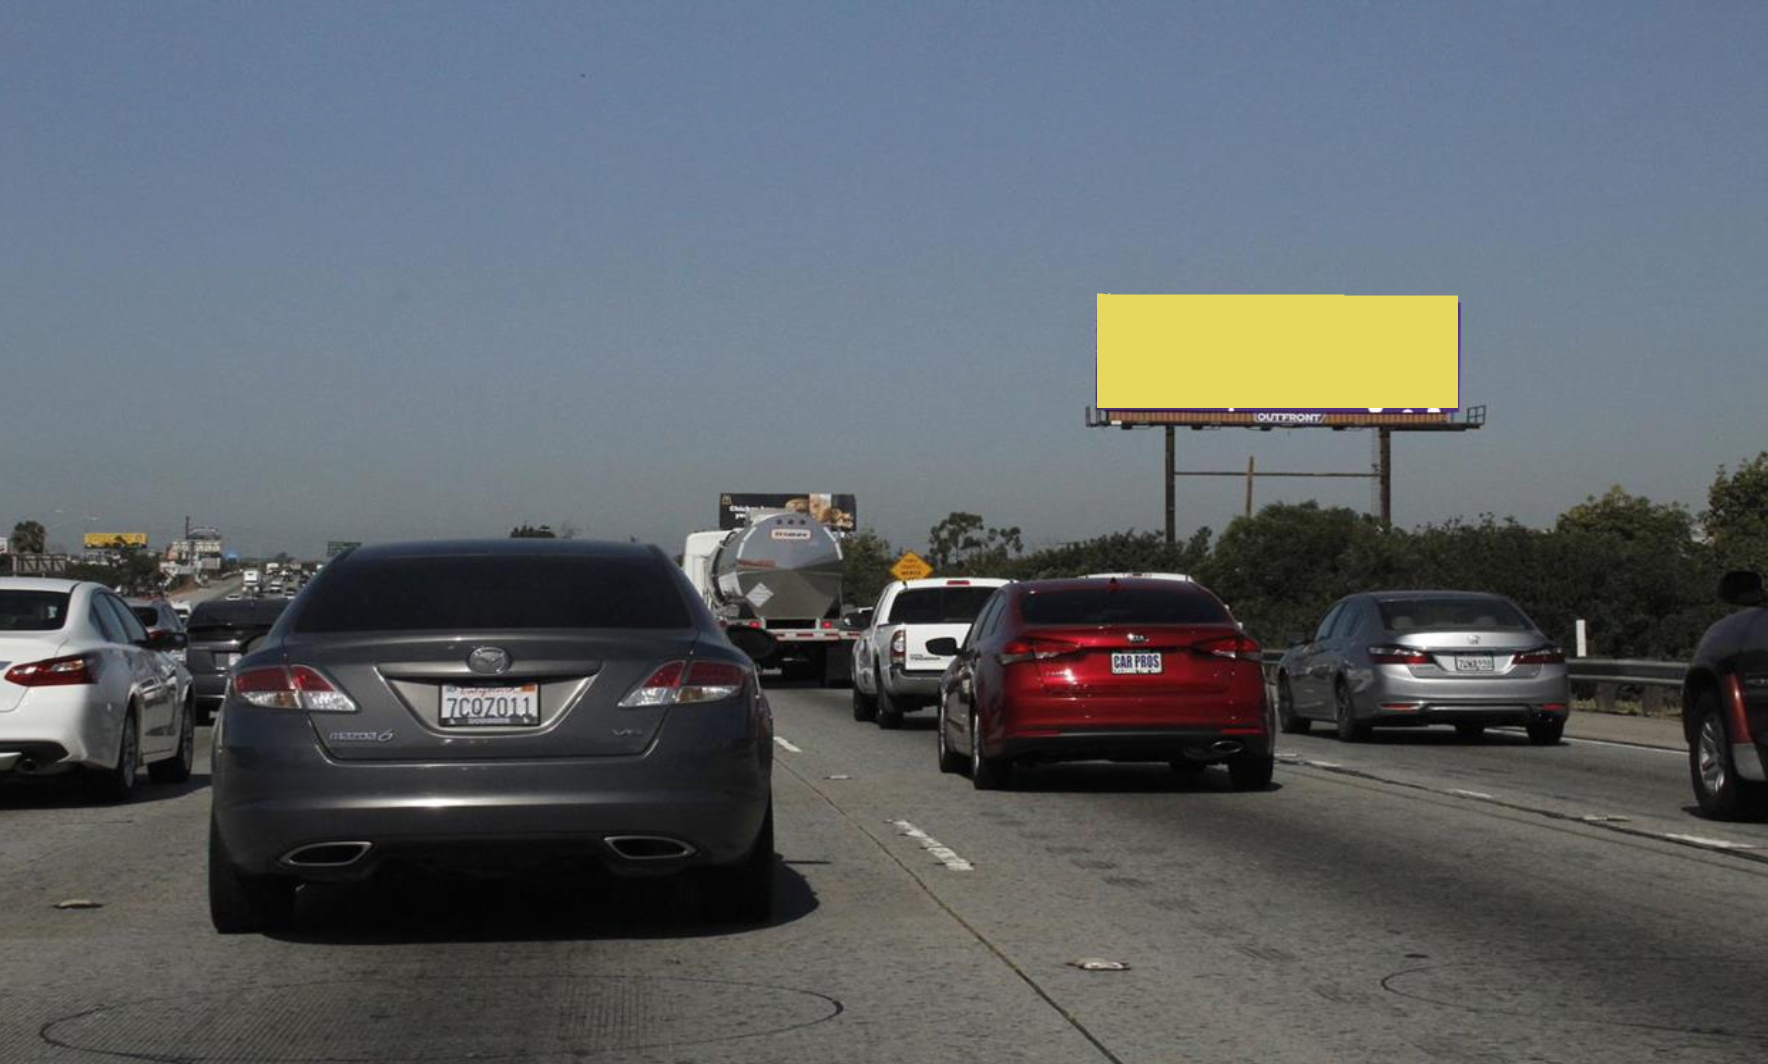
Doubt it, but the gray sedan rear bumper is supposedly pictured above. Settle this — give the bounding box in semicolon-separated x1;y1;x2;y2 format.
212;707;771;881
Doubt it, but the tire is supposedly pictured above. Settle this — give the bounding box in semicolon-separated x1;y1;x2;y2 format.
875;675;905;730
1455;723;1486;741
851;681;877;723
148;698;196;784
1277;676;1309;735
85;705;140;803
208;819;297;934
1525;718;1564;746
703;804;774;924
1228;754;1276;792
969;708;1011;791
1689;693;1768;821
937;704;965;774
1333;682;1368;743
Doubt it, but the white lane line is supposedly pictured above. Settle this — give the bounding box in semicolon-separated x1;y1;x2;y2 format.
1449;789;1497;800
772;736;803;754
1493;726;1682;757
890;819;975;872
1564;735;1682;756
1662;833;1759;850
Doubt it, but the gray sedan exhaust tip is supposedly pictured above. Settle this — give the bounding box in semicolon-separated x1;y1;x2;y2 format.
279;842;373;868
604;835;697;861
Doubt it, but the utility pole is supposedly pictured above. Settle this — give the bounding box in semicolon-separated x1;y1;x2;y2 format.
1163;426;1175;545
1244;455;1255;518
1378;429;1393;530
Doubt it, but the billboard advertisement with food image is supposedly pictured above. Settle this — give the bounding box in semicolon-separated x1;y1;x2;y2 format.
719;493;857;532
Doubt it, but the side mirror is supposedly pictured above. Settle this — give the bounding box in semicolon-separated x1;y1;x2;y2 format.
926;637;961;657
1718;570;1766;607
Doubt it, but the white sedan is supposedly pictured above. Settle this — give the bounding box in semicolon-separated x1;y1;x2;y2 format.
0;577;196;801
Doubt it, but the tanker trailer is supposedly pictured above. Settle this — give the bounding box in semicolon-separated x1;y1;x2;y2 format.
682;511;858;686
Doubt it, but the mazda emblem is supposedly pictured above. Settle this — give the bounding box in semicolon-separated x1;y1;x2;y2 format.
468;646;512;675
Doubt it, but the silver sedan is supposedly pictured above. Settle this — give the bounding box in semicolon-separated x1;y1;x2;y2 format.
1275;591;1570;744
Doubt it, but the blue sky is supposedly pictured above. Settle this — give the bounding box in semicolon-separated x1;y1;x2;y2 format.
3;1;1764;557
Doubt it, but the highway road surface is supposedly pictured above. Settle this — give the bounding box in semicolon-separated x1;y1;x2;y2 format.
1;679;1764;1063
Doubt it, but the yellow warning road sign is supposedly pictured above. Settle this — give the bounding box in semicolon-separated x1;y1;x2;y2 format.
890;551;934;582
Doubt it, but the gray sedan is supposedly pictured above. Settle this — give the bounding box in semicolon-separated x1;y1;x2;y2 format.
208;539;774;933
1275;591;1570;744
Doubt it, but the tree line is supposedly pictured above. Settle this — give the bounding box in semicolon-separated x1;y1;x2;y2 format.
844;452;1768;661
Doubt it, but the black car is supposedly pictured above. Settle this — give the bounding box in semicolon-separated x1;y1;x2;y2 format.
1683;570;1768;819
186;598;292;723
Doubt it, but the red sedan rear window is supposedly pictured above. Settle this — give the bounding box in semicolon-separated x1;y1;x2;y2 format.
1020;587;1228;626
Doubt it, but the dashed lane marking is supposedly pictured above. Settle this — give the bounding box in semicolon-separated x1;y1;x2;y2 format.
772;737;803;754
1662;834;1759;850
1282;757;1768;866
890;819;975;872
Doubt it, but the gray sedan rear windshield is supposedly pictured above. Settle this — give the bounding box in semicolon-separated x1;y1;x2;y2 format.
886;587;998;624
1020;587;1228;626
0;591;72;631
293;555;692;633
1377;598;1531;632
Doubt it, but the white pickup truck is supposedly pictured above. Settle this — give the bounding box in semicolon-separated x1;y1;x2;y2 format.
851;577;1010;728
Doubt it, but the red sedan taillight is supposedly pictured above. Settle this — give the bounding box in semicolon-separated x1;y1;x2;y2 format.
997;638;1082;666
1192;634;1263;662
4;653;100;686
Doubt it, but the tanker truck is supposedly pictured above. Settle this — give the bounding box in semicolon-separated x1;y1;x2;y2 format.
682;510;858;686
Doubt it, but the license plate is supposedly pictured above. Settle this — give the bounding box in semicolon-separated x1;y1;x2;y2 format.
1110;652;1163;675
1454;655;1494;672
440;683;541;727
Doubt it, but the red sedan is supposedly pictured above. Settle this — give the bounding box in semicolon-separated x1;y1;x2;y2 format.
929;577;1274;791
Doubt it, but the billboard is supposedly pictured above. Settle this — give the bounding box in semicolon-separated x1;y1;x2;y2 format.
719;493;856;532
1096;294;1458;412
326;540;362;558
84;532;148;549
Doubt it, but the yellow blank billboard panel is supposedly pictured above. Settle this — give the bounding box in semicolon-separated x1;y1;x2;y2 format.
1096;295;1459;410
84;533;147;549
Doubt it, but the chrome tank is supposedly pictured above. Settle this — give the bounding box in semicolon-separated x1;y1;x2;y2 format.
710;512;844;620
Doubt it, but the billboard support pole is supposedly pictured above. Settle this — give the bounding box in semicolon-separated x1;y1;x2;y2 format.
1244;455;1255;518
1378;429;1393;530
1163;427;1175;545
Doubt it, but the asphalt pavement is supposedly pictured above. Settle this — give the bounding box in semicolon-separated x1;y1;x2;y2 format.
1;682;1764;1063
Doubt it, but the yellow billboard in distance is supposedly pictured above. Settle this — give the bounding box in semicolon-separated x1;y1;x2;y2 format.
84;533;148;549
1096;294;1459;411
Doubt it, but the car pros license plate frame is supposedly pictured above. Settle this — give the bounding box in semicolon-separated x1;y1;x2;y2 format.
1110;651;1163;675
440;682;542;727
1454;655;1495;673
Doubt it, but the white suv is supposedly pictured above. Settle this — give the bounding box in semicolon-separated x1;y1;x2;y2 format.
851;577;1010;728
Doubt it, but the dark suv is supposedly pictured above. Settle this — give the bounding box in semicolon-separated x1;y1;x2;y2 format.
1683;570;1768;819
186;598;292;723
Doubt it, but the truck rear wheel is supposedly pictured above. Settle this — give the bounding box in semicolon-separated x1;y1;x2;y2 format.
876;675;905;730
852;682;877;722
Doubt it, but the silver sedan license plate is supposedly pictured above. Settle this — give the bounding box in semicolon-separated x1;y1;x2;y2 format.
441;683;541;726
1454;655;1494;672
1111;652;1163;675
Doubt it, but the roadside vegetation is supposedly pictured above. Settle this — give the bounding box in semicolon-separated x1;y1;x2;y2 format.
849;451;1768;663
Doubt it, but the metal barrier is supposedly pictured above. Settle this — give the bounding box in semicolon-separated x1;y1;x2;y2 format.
1260;656;1687;712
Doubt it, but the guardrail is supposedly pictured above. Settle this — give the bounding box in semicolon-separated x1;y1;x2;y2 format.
1260;655;1688;712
